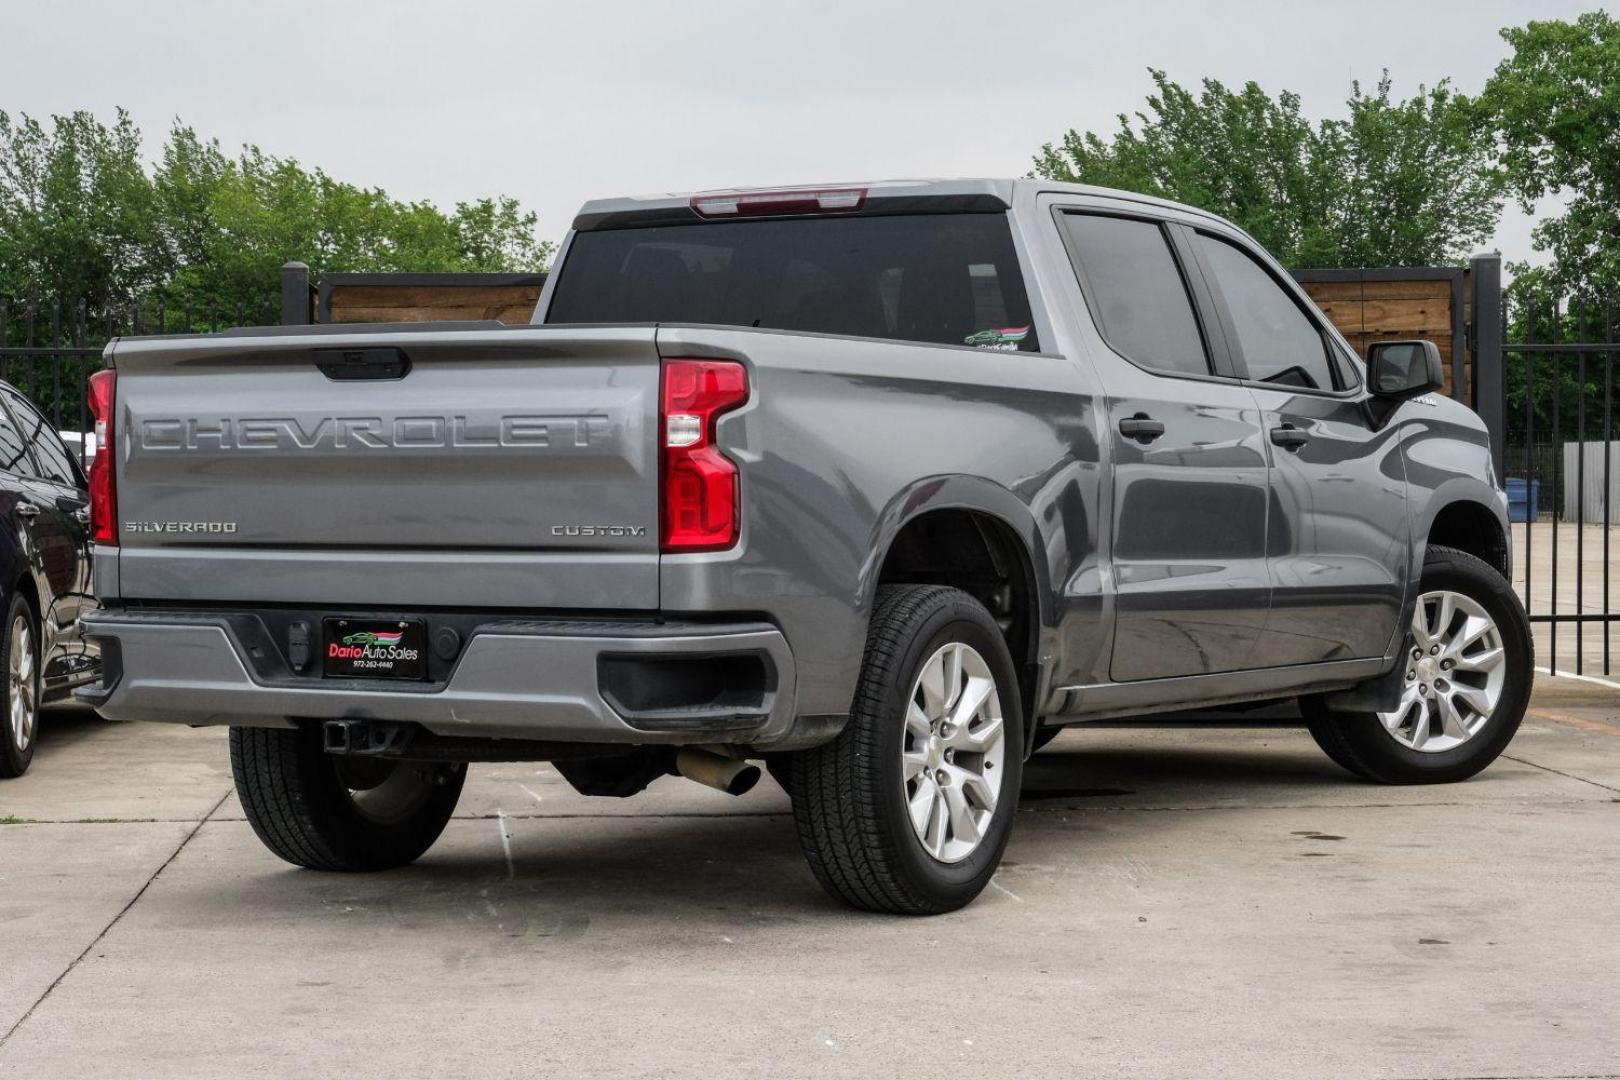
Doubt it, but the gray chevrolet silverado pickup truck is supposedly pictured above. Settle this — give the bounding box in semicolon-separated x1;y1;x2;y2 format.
79;179;1531;914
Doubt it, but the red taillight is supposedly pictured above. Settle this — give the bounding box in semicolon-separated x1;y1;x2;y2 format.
689;187;866;218
660;358;748;552
87;368;117;546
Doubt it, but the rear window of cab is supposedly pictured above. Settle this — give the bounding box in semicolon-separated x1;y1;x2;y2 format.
547;213;1040;353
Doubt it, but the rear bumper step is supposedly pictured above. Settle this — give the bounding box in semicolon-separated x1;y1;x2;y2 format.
77;608;797;746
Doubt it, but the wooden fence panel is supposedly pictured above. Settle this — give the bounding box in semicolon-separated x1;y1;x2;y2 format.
318;274;546;326
1295;268;1467;400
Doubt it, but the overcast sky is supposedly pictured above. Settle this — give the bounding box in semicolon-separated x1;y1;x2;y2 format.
4;0;1604;265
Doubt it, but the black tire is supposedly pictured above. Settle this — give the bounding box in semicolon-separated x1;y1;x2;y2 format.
0;593;39;779
787;585;1024;915
1302;545;1533;784
763;754;793;793
230;725;465;871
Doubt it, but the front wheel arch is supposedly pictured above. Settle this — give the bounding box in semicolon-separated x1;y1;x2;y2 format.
1423;498;1510;580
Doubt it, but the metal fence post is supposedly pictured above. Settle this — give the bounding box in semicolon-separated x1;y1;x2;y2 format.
1470;253;1505;481
280;262;314;326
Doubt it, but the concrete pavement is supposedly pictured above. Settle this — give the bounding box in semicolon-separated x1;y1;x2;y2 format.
2;686;1617;1080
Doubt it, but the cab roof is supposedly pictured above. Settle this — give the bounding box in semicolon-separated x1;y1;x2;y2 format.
570;178;1228;233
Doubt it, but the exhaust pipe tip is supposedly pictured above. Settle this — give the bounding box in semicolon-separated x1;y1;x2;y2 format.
676;748;761;796
720;766;760;797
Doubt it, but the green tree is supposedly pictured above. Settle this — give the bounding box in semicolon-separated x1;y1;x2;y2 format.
1032;71;1504;269
1502;265;1604;435
1486;11;1620;302
0;109;167;304
154;128;552;307
1033;72;1316;260
1;111;554;328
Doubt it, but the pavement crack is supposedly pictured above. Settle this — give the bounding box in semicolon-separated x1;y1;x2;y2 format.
1501;753;1620;794
0;817;171;825
0;788;232;1053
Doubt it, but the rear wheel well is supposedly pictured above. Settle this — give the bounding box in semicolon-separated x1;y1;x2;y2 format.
1427;502;1509;579
877;509;1039;726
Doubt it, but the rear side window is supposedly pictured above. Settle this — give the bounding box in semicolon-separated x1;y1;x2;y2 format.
4;389;79;486
1062;214;1210;377
1196;233;1337;391
547;213;1039;352
0;404;33;478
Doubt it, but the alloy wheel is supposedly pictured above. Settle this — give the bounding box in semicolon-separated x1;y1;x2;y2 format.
1380;590;1506;753
8;613;36;755
901;641;1006;863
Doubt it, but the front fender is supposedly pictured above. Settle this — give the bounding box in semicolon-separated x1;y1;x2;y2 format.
1399;402;1510;566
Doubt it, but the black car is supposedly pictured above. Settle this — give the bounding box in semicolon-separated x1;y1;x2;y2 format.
0;381;100;777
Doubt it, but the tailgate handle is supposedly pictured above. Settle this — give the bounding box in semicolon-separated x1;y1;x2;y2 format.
314;347;411;381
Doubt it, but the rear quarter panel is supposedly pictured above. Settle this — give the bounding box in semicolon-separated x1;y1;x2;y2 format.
655;325;1102;718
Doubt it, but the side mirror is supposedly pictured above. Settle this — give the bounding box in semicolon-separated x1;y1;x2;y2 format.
1368;340;1444;401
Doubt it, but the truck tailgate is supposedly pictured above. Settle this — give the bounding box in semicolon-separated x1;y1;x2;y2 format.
108;325;660;609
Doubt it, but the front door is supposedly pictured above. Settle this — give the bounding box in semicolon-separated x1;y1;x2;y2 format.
1187;231;1408;665
1056;210;1272;682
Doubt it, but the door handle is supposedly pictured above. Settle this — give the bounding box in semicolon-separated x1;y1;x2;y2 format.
1270;425;1310;450
56;495;89;526
15;503;39;519
1118;414;1166;443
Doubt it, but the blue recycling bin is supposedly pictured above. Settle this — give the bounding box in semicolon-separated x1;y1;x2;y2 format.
1506;477;1540;523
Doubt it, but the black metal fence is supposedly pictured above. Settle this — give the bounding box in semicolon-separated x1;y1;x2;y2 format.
0;293;275;458
1500;296;1618;677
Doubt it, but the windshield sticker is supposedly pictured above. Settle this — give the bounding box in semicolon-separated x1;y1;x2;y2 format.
965;326;1030;351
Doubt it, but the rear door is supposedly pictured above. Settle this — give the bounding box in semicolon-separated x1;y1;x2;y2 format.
0;387;89;666
1056;209;1272;681
110;326;663;610
1187;230;1408;664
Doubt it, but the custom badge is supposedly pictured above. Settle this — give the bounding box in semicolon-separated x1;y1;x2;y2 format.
964;326;1030;351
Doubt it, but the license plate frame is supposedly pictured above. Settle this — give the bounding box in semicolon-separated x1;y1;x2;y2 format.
322;618;428;681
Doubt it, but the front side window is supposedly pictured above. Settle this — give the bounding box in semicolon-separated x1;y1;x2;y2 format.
547;213;1040;352
1196;234;1336;391
1063;214;1210;377
1332;339;1364;389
